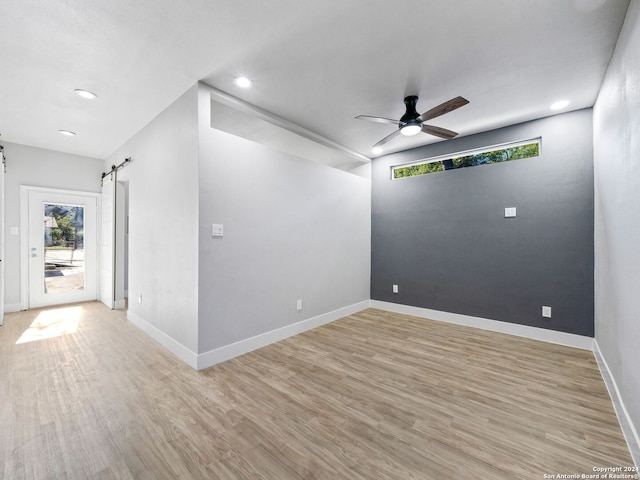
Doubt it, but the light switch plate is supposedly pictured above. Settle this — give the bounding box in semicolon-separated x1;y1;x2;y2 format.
10;226;19;235
505;207;517;218
542;306;552;318
212;224;224;237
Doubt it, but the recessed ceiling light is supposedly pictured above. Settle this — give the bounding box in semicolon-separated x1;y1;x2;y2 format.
550;100;570;110
58;130;76;136
233;76;253;88
74;89;97;100
372;146;383;155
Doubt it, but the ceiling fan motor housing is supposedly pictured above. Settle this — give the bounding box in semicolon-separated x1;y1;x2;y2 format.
399;95;422;135
400;95;420;124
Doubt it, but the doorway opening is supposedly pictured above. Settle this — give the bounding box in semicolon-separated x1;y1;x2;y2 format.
100;173;129;310
116;180;129;309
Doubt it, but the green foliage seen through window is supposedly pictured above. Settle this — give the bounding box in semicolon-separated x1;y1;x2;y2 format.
393;141;540;179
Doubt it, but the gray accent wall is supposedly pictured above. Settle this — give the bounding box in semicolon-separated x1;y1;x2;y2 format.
594;0;640;463
371;109;594;336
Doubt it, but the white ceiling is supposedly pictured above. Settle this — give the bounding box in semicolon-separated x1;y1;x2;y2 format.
0;0;631;161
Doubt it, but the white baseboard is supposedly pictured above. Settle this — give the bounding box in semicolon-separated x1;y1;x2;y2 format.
4;303;23;313
127;310;198;369
370;300;594;351
593;340;640;468
196;300;370;370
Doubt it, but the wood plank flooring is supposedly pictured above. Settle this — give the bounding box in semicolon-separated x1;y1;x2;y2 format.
0;302;634;479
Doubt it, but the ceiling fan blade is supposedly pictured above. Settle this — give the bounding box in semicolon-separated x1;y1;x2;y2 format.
373;129;402;148
421;124;459;139
356;115;399;125
417;96;469;123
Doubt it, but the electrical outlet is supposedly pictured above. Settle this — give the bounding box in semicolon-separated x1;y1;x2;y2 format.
296;299;303;311
392;284;399;294
542;306;552;318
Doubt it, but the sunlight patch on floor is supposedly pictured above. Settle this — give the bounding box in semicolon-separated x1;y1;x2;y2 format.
16;306;82;344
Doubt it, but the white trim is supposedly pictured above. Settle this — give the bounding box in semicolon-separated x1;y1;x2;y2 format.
593;340;640;468
4;303;22;313
196;300;370;370
370;300;594;350
127;310;198;369
20;187;28;309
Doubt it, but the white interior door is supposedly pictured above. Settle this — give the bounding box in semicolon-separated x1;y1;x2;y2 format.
27;189;98;308
100;175;126;310
114;180;126;309
100;174;114;309
0;153;5;325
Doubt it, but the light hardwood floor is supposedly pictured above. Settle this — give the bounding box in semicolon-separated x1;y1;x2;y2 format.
0;302;634;479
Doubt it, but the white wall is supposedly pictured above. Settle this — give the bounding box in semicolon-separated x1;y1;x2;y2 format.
593;0;640;464
196;83;371;357
107;85;200;357
2;142;103;311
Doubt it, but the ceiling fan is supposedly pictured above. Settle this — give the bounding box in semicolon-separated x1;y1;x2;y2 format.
356;95;469;150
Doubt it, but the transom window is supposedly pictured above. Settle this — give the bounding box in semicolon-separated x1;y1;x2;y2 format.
392;138;541;179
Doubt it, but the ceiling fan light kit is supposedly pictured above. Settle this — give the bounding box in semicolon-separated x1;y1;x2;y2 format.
400;120;422;136
357;94;469;150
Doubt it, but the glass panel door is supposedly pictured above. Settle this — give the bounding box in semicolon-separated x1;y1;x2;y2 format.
28;188;97;309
